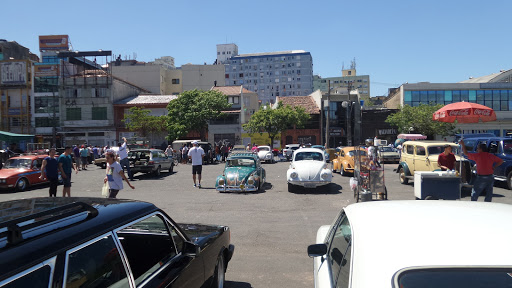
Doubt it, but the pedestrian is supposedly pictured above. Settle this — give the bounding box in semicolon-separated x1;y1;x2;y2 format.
79;145;88;170
73;145;81;170
223;144;229;161
251;143;259;153
58;146;78;197
246;143;251;151
93;146;99;160
104;151;134;198
437;144;456;171
188;141;205;188
39;148;59;197
181;144;189;164
215;144;221;162
460;140;503;202
117;137;134;181
165;145;173;157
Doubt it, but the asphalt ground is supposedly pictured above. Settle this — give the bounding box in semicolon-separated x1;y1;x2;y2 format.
0;159;510;287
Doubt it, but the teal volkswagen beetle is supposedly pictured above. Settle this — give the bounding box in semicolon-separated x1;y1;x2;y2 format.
216;153;266;192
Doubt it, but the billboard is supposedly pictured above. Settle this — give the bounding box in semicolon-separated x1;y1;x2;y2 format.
34;64;59;77
0;61;27;85
39;35;69;51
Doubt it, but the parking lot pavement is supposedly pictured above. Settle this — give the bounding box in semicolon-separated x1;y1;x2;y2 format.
0;160;510;287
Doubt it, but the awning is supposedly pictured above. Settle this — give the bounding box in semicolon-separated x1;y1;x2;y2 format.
397;134;427;140
0;131;34;142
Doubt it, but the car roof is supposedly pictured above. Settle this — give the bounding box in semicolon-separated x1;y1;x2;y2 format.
227;153;257;160
286;144;301;147
341;146;365;152
0;197;158;279
403;140;458;146
130;148;162;152
295;148;323;153
344;200;512;287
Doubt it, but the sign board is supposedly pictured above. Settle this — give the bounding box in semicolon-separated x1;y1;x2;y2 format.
39;35;69;51
378;128;397;136
8;108;21;115
329;128;343;136
1;62;27;85
34;64;59;77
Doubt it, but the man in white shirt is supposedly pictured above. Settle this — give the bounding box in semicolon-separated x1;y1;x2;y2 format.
188;141;205;188
117;137;134;181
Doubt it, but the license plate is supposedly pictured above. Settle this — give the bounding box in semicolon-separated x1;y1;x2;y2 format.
304;183;316;188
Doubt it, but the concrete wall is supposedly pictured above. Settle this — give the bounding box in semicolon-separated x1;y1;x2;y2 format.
112;65;163;94
181;64;225;92
165;69;182;95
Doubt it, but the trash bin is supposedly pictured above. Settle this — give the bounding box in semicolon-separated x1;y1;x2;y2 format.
359;190;372;202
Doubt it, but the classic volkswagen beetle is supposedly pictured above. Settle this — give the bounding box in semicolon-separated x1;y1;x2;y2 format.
216;153;266;192
256;145;274;163
332;147;367;176
287;148;332;192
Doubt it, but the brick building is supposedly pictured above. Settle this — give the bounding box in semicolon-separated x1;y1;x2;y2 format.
276;95;321;146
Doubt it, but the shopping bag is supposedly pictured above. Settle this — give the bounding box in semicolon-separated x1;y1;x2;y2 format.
102;182;109;198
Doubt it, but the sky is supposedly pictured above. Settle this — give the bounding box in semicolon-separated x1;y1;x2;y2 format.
3;0;511;97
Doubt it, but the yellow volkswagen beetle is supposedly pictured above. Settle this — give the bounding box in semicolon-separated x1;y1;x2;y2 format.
332;146;368;176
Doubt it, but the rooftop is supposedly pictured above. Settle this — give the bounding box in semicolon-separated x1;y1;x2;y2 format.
233;50;308;58
211;86;253;96
114;95;178;105
459;69;512;83
275;96;320;115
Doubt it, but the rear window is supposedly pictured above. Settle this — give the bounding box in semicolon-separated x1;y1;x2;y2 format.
394;268;512;288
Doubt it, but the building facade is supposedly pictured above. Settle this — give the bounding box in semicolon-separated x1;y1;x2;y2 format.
216;44;238;64
313;68;370;100
224;50;313;104
181;64;226;92
383;69;512;137
276;95;321;146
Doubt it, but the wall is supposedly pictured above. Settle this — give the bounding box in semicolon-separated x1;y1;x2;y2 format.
181;64;225;92
281;128;320;147
165;69;182;94
112;65;162;94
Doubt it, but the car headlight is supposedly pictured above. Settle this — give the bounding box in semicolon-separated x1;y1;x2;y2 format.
321;173;329;180
265;154;271;159
290;172;298;178
218;178;225;185
247;177;255;185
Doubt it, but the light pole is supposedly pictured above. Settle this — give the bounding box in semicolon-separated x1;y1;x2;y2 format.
342;101;352;146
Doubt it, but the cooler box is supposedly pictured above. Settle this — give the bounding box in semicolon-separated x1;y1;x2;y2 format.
414;171;461;200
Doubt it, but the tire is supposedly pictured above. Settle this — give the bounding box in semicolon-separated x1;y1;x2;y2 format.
287;183;295;192
425;195;438;200
154;166;161;177
256;181;261;192
399;167;409;184
384;186;388;200
340;165;347;176
211;253;225;288
15;178;28;192
169;163;174;173
507;171;512;190
101;162;106;169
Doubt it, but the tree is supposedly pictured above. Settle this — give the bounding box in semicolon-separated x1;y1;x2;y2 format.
243;101;310;150
386;104;456;138
123;107;168;145
167;89;232;141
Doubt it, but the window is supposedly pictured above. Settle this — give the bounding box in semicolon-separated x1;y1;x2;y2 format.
416;146;426;156
225;74;229;79
239;73;243;78
328;214;352;288
406;145;414;155
172;79;180;84
117;214;177;286
1;262;53;288
66;108;81;121
92;107;107;120
35;96;59;113
35;117;57;127
66;234;129;288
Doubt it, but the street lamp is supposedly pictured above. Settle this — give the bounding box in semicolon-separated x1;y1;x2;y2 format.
342;101;353;146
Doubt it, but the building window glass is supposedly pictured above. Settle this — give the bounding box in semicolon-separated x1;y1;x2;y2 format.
428;91;436;103
92;107;107;120
469;90;477;102
476;90;485;102
66;108;81;121
452;90;460;102
461;90;469;102
420;91;428;103
436;91;444;104
411;91;419;102
35;117;57;127
500;90;508;101
35;97;59;113
444;90;452;102
171;79;180;84
484;90;492;101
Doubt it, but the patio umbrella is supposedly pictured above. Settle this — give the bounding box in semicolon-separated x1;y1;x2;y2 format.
432;102;496;123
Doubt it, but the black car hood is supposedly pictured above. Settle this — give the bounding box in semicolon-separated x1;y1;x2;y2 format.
178;223;225;244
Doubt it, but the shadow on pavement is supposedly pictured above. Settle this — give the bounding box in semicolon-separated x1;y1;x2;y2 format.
289;183;342;195
225;281;253;288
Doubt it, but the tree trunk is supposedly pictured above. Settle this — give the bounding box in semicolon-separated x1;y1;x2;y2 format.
269;135;274;151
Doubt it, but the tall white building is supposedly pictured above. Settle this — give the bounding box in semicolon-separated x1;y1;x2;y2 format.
216;44;238;64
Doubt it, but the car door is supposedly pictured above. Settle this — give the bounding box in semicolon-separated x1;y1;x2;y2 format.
326;213;352;288
30;159;43;184
414;145;429;171
115;213;204;288
402;144;415;174
159;151;171;170
490;140;506;176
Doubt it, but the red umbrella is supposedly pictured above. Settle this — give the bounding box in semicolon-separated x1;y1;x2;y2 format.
432;102;496;123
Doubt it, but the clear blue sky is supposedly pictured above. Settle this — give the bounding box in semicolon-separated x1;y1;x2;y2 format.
3;0;510;97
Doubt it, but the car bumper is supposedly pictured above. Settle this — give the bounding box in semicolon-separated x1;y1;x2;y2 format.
227;244;235;263
216;185;258;192
288;180;330;188
0;183;16;189
131;166;155;173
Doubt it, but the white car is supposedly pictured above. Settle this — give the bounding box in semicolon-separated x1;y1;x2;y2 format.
283;144;301;161
308;201;512;288
257;146;274;163
286;148;332;192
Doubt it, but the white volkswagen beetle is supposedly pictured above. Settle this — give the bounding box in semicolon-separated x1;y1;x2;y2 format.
287;148;332;192
257;145;274;163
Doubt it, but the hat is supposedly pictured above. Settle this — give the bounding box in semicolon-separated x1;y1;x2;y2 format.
192;141;198;145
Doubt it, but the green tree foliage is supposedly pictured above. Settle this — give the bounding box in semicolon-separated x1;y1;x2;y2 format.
243;101;310;149
386;104;456;138
167;89;232;141
123;107;168;144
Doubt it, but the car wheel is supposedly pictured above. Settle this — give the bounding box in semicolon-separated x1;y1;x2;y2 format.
507;171;512;190
101;162;106;169
399;167;409;184
287;183;295;192
212;253;225;288
16;178;28;192
154;166;161;177
340;165;347;176
169;163;174;173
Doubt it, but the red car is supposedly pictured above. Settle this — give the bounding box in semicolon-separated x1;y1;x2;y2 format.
0;155;56;191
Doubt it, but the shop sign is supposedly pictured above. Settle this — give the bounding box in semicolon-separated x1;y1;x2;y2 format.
378;128;397;136
34;64;59;77
1;62;27;85
39;35;69;51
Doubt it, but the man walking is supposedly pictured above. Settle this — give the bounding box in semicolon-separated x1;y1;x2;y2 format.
104;151;134;198
117;137;134;181
39;148;59;197
188;141;205;188
73;145;81;170
460;140;503;202
58;146;78;197
79;145;88;170
181;144;189;164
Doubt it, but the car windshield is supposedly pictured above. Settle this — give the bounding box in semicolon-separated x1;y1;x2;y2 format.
348;150;367;157
227;158;256;167
312;146;325;150
379;147;394;152
503;140;512;154
427;145;460;155
4;159;32;169
294;152;323;161
259;147;270;151
395;268;512;288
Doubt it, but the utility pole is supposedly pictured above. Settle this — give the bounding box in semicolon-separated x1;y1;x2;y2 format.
325;80;330;148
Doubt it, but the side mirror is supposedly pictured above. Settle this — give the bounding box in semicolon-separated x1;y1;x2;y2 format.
307;243;327;258
183;241;201;258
